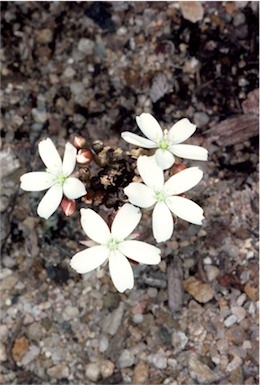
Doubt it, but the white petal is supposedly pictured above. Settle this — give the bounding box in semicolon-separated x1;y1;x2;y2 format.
63;177;87;199
137;156;164;190
37;184;63;219
70;245;108;274
38;138;62;173
164;167;203;195
167;118;196;144
119;240;161;264
152;202;174;242
170;144;208;161
136;113;163;142
80;208;110;244
20;172;55;191
62;142;77;176
124;183;156;208
111;203;141;240
154;149;175;170
121;132;157;149
167;196;204;225
109;251;134;292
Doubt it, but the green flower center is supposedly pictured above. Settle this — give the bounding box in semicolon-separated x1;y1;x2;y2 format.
158;129;173;150
107;238;120;252
159;137;169;150
155;190;167;202
55;174;67;185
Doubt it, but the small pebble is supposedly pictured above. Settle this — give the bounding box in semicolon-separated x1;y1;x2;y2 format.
99;334;109;353
171;331;188;351
237;293;247;306
117;349;135;368
63;67;76;78
100;360;114;379
70;81;85;96
0;325;8;343
152;348;167;369
77;38;95;55
204;265;220;281
36;28;53;44
147;287;158;298
179;1;204;23
85;362;101;382
183;276;214;303
63;305;79;320
231;306;246;322
47;364;69;379
194;112;210;127
133;361;149;384
224;314;238;327
133;313;143;324
0;343;7;362
31;108;48;124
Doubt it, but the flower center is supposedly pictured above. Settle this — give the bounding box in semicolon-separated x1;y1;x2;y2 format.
55;173;67;185
158;129;172;150
107;238;120;252
155;190;167;202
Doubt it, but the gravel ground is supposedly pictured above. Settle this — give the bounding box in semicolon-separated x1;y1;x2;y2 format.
1;2;259;385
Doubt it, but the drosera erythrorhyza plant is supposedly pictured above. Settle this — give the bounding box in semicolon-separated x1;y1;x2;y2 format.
19;111;207;293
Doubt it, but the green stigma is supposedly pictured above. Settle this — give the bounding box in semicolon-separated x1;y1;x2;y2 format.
55;174;67;185
155;190;167;202
159;138;169;150
107;238;120;252
159;129;171;150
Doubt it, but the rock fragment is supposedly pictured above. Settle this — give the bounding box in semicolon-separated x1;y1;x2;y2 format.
85;362;101;382
179;1;204;23
47;364;69;379
133;361;149;384
182;276;214;303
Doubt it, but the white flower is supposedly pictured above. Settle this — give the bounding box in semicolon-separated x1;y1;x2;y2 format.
124;156;204;243
70;203;161;293
121;112;208;170
20;138;87;219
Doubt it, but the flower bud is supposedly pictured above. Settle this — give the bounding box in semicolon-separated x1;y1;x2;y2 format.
169;162;187;176
73;136;87;149
60;198;76;216
92;140;104;154
76;149;93;165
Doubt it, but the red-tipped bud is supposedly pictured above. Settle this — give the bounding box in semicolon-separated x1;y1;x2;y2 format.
76;149;93;165
73;136;87;149
169;163;187;175
60;198;76;216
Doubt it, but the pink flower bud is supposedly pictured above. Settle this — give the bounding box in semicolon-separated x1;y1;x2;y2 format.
169;162;187;175
76;149;93;165
60;198;76;216
73;136;87;149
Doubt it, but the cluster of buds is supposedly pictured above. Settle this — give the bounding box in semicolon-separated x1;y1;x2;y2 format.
73;136;93;166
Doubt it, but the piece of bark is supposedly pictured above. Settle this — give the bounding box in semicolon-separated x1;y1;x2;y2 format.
207;114;258;147
167;256;184;312
242;88;259;115
207;89;259;147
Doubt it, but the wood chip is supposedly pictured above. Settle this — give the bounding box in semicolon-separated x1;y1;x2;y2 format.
242;88;259;115
167;256;184;312
207;114;258;146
